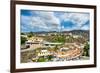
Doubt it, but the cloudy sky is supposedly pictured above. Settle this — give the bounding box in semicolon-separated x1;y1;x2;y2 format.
21;10;90;32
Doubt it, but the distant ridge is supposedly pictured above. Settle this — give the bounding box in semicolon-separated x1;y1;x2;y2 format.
22;30;89;33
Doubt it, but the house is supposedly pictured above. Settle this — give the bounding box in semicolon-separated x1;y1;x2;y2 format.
60;47;70;51
55;43;83;60
43;41;62;47
37;49;51;56
27;37;43;43
21;35;27;38
24;37;44;49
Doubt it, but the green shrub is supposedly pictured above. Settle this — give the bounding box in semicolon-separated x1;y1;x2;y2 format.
21;36;27;44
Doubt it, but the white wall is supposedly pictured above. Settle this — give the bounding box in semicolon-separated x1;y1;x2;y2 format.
0;0;100;73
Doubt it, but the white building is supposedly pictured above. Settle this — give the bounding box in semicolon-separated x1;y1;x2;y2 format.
43;41;62;47
37;49;51;56
60;47;70;51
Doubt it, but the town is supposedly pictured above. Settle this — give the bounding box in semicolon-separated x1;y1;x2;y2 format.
21;30;90;63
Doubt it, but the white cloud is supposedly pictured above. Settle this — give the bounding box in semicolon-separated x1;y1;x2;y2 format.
21;15;32;26
60;12;90;27
61;26;78;31
32;11;60;29
31;17;48;29
80;25;89;30
21;11;61;32
21;11;90;32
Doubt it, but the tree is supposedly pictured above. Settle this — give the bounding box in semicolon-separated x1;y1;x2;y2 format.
27;31;34;38
48;55;53;60
37;57;48;62
21;36;27;44
83;42;90;57
21;32;25;35
51;35;66;43
53;45;59;52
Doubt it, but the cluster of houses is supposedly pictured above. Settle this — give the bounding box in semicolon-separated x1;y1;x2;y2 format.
55;44;83;60
21;35;84;62
32;43;83;61
23;36;62;49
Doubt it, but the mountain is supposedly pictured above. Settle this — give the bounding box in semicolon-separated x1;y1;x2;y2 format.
22;30;89;35
63;30;89;34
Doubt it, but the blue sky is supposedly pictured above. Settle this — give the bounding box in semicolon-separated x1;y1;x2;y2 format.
21;10;90;32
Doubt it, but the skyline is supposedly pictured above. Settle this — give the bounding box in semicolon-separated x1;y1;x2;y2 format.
21;10;90;32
